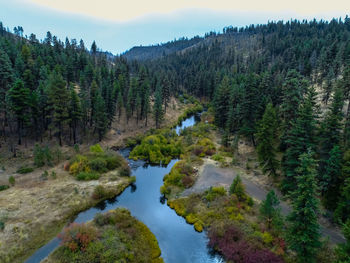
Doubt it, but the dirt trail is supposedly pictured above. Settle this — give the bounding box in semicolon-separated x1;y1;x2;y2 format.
183;161;345;244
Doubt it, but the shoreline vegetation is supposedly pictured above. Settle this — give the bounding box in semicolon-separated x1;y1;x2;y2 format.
45;208;163;263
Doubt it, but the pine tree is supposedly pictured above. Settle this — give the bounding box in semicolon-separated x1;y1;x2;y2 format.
318;88;344;192
334;150;350;223
117;90;123;120
153;86;163;129
260;190;283;230
135;94;141;124
93;92;107;141
143;87;150;126
91;41;97;55
335;220;350;262
161;76;170;113
280;70;307;149
47;70;69;146
287;151;321;263
322;145;343;210
69;88;82;144
229;175;246;201
282;86;319;193
0;51;14;137
255;103;279;177
89;80;99;126
213;76;231;128
6;79;30;145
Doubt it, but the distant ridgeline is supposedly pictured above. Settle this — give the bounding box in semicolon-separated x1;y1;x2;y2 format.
125;17;350;225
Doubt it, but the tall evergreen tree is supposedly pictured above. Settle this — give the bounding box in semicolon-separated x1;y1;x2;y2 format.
142;87;150;126
282;86;319;193
153;86;163;129
6;79;30;145
93;92;107;141
287;151;321;263
0;51;14;137
47;70;69;146
116;90;123;120
322;145;343;210
335;220;350;262
318;88;344;192
213;76;231;128
255;103;279;177
335;150;350;223
280;70;307;149
68;88;82;144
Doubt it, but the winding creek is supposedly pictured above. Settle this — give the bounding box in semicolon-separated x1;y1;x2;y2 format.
25;114;223;263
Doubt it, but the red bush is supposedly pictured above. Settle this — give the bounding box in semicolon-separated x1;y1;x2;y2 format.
63;162;70;171
58;223;99;252
208;224;283;263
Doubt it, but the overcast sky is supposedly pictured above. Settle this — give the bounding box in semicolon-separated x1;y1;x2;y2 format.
1;0;349;54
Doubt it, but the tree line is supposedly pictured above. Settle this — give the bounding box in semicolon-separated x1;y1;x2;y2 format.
0;23;171;154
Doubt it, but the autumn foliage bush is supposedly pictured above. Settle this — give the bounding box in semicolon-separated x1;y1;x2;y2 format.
208;223;283;263
58;223;98;252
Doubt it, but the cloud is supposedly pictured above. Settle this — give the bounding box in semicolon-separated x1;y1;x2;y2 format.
26;0;350;22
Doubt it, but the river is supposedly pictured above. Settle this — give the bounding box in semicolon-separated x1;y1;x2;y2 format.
25;113;223;263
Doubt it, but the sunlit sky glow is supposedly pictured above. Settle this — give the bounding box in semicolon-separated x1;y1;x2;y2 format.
1;0;349;53
26;0;350;22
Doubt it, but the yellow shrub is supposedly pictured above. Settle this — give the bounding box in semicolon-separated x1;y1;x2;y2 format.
262;232;274;244
69;155;90;175
230;213;244;221
194;221;203;232
185;214;198;224
168;200;186;216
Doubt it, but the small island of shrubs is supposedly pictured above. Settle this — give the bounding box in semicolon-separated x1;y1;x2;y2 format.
47;208;163;263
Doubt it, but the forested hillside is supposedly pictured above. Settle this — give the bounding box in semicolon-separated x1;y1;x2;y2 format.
0;23;174;154
122;36;203;61
136;18;350;225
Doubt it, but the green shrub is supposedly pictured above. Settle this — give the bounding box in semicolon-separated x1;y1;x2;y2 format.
34;144;53;167
90;144;104;153
0;185;9;191
92;185;108;199
0;221;4;231
73;144;80;153
212;154;224;162
16;166;34;174
9;176;15;186
129;176;136;183
205;186;226;201
105;155;122;170
76;172;100;181
230;175;246;201
89;158;107;172
129;131;182;164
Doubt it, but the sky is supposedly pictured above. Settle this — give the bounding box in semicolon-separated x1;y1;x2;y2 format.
0;0;350;54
